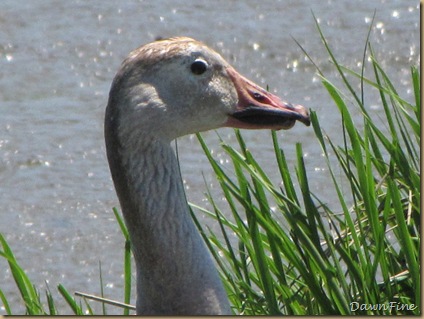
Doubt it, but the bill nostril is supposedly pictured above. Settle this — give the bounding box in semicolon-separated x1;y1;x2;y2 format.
252;92;265;102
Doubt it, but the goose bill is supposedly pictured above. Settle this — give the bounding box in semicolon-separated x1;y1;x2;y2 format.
225;66;310;130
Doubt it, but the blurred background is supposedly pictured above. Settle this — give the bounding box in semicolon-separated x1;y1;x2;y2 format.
0;0;419;314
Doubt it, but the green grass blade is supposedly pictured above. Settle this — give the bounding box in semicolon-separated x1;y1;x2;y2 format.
57;284;83;315
0;288;12;315
113;207;132;315
388;178;420;307
0;234;44;314
45;283;57;315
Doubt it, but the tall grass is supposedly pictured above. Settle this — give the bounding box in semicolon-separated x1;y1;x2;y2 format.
0;19;420;315
0;211;134;315
191;17;420;315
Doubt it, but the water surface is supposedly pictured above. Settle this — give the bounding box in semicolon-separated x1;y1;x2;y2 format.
0;0;419;314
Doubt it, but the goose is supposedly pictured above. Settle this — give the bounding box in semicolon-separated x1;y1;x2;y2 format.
104;37;310;315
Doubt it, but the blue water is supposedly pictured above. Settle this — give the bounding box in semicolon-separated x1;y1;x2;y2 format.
0;0;419;314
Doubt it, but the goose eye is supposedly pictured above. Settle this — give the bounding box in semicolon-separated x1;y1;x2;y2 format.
190;59;208;75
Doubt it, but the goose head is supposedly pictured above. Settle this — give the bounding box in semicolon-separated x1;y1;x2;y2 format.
107;37;310;143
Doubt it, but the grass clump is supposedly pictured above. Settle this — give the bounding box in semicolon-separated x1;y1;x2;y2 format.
190;17;420;315
0;210;135;315
0;16;420;315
